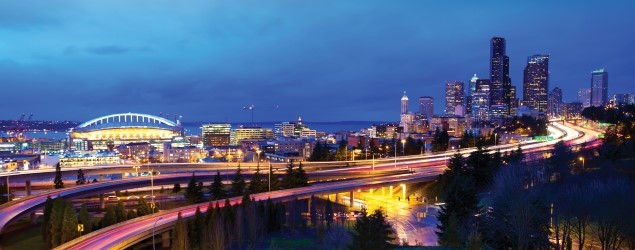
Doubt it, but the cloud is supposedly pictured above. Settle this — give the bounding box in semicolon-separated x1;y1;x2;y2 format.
85;45;130;55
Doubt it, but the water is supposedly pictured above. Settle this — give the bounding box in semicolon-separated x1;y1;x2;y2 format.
3;121;388;140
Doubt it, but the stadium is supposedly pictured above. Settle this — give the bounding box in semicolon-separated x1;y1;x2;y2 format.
70;113;183;150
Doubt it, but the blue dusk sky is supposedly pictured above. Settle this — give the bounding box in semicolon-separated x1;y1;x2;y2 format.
1;0;633;123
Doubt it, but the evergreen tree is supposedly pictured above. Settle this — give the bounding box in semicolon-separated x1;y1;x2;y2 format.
76;169;86;185
310;195;317;226
231;165;246;196
172;212;190;250
309;141;324;161
438;213;462;247
295;162;309;187
335;139;348;161
42;196;54;248
281;161;297;189
436;175;478;244
0;182;10;204
49;198;66;247
127;209;137;220
189;206;204;249
60;202;79;244
78;203;92;234
431;128;450;152
185;173;202;203
54;163;64;189
249;165;265;194
136;197;152;216
101;206;117;227
349;207;395;250
324;198;333;229
210;170;225;200
172;183;182;193
115;200;127;222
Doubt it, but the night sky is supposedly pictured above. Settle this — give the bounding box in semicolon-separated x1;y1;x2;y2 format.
1;0;633;123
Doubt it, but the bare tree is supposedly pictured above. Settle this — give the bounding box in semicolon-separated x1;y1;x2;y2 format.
323;222;351;250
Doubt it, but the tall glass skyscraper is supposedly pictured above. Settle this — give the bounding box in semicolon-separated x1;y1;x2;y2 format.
590;69;608;107
523;54;550;112
445;81;465;115
419;96;434;122
490;37;513;116
548;87;562;117
466;74;478;115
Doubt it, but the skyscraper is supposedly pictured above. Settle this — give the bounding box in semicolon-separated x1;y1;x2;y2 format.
419;96;434;121
548;87;562;117
445;81;465;115
466;74;478;115
401;91;409;114
490;37;513;116
590;69;608;107
472;84;490;122
523;54;550;112
578;88;591;108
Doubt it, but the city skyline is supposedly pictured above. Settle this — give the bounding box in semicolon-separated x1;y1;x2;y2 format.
1;1;634;122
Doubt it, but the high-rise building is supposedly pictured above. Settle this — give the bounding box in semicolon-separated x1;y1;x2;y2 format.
490;37;513;116
590;69;608;107
418;96;434;121
231;127;274;145
578;88;591;108
472;84;490;122
523;54;550;113
445;81;465;115
202;124;231;147
401;91;409;114
466;74;479;115
548;87;563;117
614;93;635;105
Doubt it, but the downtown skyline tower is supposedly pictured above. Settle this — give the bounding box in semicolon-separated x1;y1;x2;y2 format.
489;37;515;117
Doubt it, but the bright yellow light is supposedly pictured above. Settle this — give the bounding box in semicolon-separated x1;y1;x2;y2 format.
579;157;584;161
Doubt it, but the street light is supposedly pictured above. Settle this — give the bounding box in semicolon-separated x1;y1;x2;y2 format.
146;165;155;207
152;216;163;250
401;139;406;156
255;149;261;171
579;157;585;170
494;133;498;146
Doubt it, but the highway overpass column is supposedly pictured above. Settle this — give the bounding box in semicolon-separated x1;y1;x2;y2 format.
335;193;339;203
99;174;104;182
25;180;32;196
162;231;171;248
349;191;354;207
121;172;126;179
99;194;105;210
389;186;393;198
381;187;385;196
30;212;37;225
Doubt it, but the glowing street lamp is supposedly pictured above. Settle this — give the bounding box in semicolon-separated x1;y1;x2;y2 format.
152;217;163;250
579;157;585;170
401;139;406;156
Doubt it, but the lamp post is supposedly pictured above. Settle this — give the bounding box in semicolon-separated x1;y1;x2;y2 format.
401;139;406;156
152;216;163;250
579;157;585;171
394;140;397;168
494;133;498;146
146;165;155;207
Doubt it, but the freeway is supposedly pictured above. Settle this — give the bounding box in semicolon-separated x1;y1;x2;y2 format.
0;168;409;235
58;172;439;250
57;122;599;249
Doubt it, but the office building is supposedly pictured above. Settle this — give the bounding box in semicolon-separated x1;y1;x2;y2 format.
445;81;465;115
418;96;434;121
578;88;591;108
548;87;563;117
590;69;608;107
490;37;513;116
523;54;550;113
466;74;479;115
231;127;274;145
202;124;231;147
472;84;490;122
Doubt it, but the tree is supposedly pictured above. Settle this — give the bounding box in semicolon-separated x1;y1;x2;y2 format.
210;171;225;200
231;165;246;196
324;198;334;229
436;175;478;244
335;139;348;161
349;207;395;250
78;203;92;234
172;212;190;250
295;162;309;187
101;206;117;228
310;195;317;226
249;165;265;194
60;202;79;244
309;141;325;161
42;196;54;248
76;169;86;185
0;182;10;204
431;128;450;152
136;197;152;216
115;200;127;222
54;163;64;189
281;161;297;189
185;173;202;203
438;213;462;247
172;183;182;193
